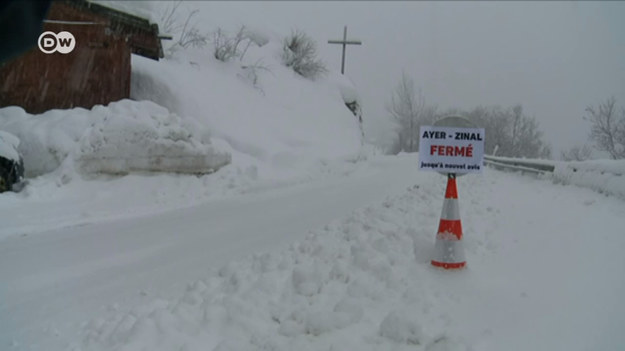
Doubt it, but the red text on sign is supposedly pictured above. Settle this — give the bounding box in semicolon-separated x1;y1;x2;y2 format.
430;144;473;157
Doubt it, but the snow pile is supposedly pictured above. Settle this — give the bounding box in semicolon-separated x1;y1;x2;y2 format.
328;71;360;107
0;101;231;178
75;100;230;175
0;130;20;162
80;182;471;351
0;106;94;177
553;159;625;199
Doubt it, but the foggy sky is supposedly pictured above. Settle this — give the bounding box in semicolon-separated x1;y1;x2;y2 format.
189;1;625;156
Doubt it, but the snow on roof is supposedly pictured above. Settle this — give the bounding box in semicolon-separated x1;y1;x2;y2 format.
87;0;160;25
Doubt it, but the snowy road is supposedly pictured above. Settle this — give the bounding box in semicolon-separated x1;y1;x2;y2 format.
1;156;419;350
2;155;625;350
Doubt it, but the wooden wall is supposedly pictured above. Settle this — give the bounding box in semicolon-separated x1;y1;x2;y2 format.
0;1;131;114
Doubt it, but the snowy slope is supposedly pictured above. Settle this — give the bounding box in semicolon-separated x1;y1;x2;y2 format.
129;43;363;170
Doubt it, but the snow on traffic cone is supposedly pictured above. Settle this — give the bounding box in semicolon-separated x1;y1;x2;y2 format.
431;174;466;269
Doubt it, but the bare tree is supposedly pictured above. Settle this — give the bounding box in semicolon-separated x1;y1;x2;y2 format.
465;105;551;159
510;104;523;156
383;76;552;158
465;106;506;155
585;97;625;159
560;144;592;161
512;112;550;158
386;72;437;153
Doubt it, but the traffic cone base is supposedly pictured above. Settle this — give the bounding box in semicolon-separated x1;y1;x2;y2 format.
431;236;465;267
431;261;466;269
431;174;466;270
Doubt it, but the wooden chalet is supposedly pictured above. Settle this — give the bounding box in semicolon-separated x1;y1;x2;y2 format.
0;0;164;114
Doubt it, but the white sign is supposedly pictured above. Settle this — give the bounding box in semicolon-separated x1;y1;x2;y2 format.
418;125;485;174
38;31;76;54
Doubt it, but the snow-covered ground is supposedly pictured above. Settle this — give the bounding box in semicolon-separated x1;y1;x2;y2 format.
552;159;625;200
486;155;625;200
1;154;625;351
1;2;624;350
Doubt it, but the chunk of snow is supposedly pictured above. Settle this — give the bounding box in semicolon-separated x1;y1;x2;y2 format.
0;130;20;162
326;70;361;104
0;101;231;177
75;100;230;175
0;106;93;177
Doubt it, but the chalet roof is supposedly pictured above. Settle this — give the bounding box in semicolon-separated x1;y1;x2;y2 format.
50;0;164;60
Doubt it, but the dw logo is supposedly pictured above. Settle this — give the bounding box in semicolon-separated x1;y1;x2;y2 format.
38;31;76;54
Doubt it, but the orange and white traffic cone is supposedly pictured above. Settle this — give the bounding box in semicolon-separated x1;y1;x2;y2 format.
431;173;466;269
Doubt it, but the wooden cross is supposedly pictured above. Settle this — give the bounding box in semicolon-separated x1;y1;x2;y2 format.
328;26;362;74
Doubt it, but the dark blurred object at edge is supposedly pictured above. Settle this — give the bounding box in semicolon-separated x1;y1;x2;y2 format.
0;0;52;63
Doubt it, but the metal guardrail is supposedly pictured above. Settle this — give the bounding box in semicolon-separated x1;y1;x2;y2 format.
483;155;624;200
483;155;555;174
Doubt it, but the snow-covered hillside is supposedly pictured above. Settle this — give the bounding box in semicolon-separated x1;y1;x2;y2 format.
129;40;363;171
0;0;363;183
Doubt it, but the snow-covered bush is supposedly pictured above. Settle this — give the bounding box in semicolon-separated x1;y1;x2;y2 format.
560;144;592;161
213;26;253;62
158;1;209;54
282;30;327;79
